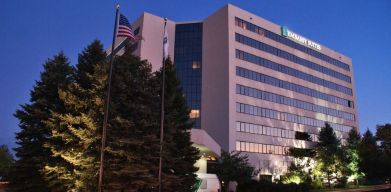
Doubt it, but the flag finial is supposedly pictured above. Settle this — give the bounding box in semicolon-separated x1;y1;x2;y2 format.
116;3;120;9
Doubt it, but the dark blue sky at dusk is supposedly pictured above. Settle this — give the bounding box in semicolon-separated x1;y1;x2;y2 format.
1;0;390;152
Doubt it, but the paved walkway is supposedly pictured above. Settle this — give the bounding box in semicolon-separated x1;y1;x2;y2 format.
321;184;391;192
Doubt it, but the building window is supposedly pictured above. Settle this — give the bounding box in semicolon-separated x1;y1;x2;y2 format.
175;23;203;128
236;102;354;134
236;141;241;151
235;48;353;95
192;61;201;69
189;109;200;118
234;17;350;72
236;140;298;156
235;34;352;83
236;66;353;108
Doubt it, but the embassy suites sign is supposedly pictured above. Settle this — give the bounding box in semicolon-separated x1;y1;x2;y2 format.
281;26;322;51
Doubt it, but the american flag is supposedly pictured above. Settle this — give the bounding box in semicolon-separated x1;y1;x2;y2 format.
117;14;135;40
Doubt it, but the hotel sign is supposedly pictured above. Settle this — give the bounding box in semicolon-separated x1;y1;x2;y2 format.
281;26;321;50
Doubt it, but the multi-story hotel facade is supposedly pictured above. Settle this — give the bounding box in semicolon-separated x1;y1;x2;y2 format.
124;4;358;179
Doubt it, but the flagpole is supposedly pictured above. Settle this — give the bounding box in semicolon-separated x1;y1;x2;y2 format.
158;18;168;192
98;4;119;192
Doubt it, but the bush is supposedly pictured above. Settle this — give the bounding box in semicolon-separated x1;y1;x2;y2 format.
237;180;311;192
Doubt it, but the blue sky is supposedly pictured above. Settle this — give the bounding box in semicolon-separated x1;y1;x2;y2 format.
1;0;390;152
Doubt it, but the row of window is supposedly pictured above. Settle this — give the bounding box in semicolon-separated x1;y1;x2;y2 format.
235;17;350;71
236;66;353;107
237;121;294;138
236;84;355;121
236;121;319;142
236;141;291;156
236;102;353;133
236;49;353;95
235;33;351;83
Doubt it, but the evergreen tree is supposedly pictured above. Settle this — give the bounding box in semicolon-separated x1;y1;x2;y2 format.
153;58;200;191
376;124;391;180
358;130;381;182
0;145;14;181
10;52;74;192
343;129;362;185
314;123;341;188
104;46;159;191
212;151;256;192
43;40;107;191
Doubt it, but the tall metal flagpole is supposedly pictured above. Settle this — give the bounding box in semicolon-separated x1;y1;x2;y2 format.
98;4;120;192
158;18;168;192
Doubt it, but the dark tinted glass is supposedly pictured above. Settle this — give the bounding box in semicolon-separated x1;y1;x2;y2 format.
174;23;203;128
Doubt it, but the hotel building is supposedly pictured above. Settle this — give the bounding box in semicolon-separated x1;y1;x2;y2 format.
122;4;358;179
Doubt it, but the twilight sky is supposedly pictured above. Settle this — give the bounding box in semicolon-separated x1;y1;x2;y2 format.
1;0;390;152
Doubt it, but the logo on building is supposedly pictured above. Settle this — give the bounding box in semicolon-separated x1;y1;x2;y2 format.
281;26;321;50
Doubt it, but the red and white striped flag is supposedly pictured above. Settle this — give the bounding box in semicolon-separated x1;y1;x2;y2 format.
117;14;135;41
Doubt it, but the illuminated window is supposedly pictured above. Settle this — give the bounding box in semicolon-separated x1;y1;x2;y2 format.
263;145;267;153
240;142;246;151
250;143;255;152
236;141;241;151
192;61;201;69
189;109;200;118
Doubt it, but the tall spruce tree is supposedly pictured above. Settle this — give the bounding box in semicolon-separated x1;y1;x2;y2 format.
10;52;74;192
104;46;159;191
0;145;14;181
376;124;391;180
358;130;381;182
153;58;200;192
314;123;341;188
43;40;107;191
344;129;362;185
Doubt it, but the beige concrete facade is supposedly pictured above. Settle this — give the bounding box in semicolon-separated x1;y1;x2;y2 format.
129;4;358;178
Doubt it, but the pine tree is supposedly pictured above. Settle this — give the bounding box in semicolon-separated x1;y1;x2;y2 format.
314;123;341;188
153;58;200;192
344;129;362;185
43;40;107;191
376;124;391;180
10;52;74;192
0;145;14;180
358;129;381;181
104;46;159;191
